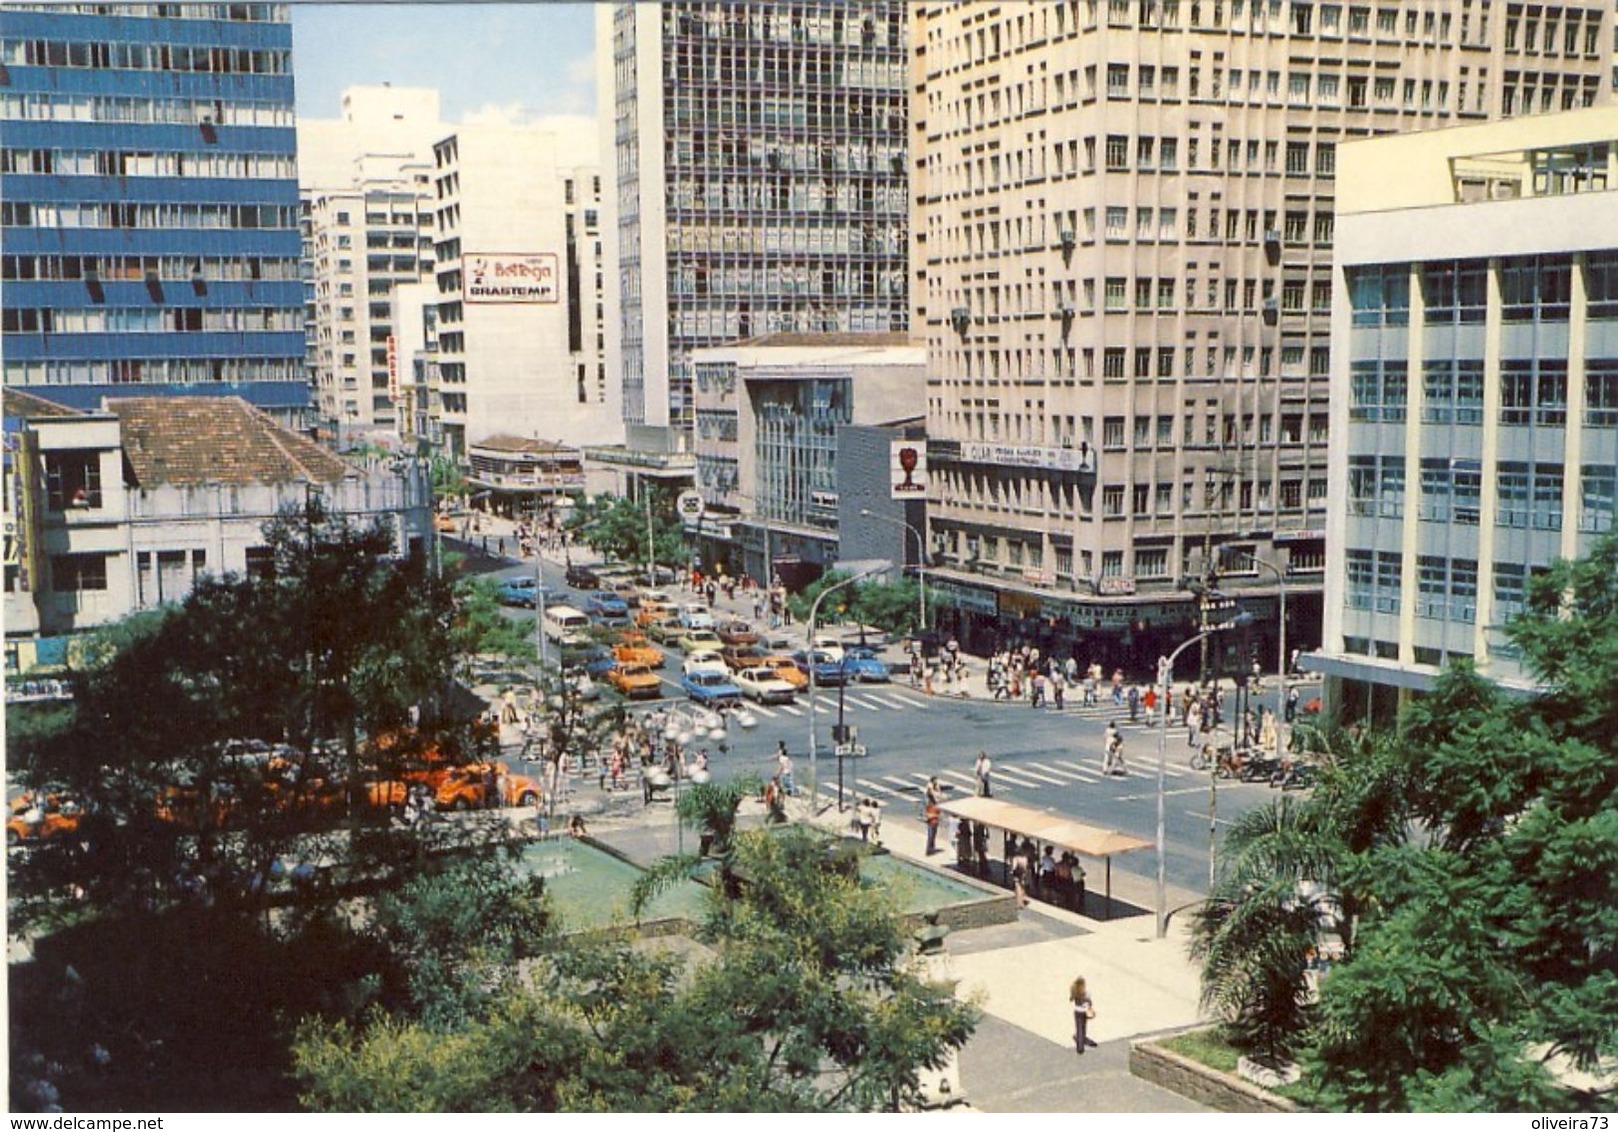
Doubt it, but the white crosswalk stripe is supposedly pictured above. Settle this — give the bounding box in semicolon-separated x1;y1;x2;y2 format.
989;768;1047;790
857;777;902;797
1000;764;1068;786
941;770;979;791
748;704;778;718
1027;760;1099;784
880;775;919;793
778;704;803;716
842;694;888;711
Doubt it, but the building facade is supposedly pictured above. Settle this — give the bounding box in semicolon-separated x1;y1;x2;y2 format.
298;86;445;441
0;2;306;422
3;391;432;676
431;122;617;458
690;333;925;584
599;1;911;452
1316;105;1618;720
912;0;1611;669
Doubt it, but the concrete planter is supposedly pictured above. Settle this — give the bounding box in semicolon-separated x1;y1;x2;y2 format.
1130;1030;1300;1113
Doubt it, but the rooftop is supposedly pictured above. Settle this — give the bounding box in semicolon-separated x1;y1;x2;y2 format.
106;397;352;488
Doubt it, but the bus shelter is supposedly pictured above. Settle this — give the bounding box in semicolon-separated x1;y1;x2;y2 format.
936;796;1154;920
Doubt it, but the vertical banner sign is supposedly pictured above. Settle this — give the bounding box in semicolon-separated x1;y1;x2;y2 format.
891;439;927;497
463;253;560;303
2;422;40;592
386;335;399;402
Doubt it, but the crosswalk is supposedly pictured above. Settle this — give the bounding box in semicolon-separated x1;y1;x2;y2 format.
738;687;935;720
844;751;1217;805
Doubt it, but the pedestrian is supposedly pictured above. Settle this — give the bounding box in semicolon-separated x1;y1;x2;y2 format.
1030;671;1045;709
974;750;993;798
1102;722;1125;776
1285;684;1300;723
1127;683;1140;722
1010;844;1031;908
1142;685;1157;727
1069;976;1098;1054
1111;668;1125;705
923;776;943;855
776;741;795;796
1052;677;1066;710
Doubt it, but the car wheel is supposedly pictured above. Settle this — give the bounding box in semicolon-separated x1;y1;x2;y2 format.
453;797;470;813
5;829;18;847
517;791;537;808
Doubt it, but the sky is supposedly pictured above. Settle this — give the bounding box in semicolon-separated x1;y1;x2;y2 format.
291;2;598;125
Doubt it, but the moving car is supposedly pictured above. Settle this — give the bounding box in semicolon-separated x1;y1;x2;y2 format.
681;669;743;709
731;666;798;705
682;650;730;678
571;645;620;679
720;643;767;672
716;620;760;647
762;654;809;690
841;646;892;683
677;628;725;655
496;575;550;608
792;649;848;687
645;613;686;644
608;662;663;700
678;604;717;631
564;563;601;589
612;631;665;669
586;590;632;626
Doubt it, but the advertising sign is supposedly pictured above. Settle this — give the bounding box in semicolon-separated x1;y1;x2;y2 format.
463;253;559;303
386;335;399;401
675;490;706;523
891;440;927;496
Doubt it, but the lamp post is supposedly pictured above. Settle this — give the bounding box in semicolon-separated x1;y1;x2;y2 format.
1157;611;1253;939
807;565;886;815
858;507;927;632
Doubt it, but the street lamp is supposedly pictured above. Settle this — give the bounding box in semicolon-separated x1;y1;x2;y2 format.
1156;611;1253;939
858;507;927;633
1219;548;1288;736
806;564;886;814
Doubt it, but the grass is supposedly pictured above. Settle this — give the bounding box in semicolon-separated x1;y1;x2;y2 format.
1155;1026;1324;1110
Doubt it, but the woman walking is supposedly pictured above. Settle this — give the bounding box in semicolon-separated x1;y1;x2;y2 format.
1069;976;1098;1054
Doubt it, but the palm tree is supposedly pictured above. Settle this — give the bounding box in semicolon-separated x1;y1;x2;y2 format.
630;774;762;917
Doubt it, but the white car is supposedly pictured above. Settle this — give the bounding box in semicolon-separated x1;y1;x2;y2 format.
732;666;798;705
808;635;846;662
679;603;717;631
682;650;730;678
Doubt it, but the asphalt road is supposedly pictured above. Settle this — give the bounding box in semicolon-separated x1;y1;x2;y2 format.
480;554;1287;905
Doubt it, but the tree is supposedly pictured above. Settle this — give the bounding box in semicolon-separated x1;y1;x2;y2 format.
566;489;687;574
450;575;538;668
293;827;980;1111
787;571;921;636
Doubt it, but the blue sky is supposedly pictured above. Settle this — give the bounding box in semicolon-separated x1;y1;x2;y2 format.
291;3;597;124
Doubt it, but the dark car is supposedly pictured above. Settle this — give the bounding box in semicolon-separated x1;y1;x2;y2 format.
565;563;601;589
716;620;761;647
792;649;848;687
566;645;618;679
720;643;767;672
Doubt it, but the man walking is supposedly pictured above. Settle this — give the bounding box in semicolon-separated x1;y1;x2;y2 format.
776;741;795;797
974;750;993;797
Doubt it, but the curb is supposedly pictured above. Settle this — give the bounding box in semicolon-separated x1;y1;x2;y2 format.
1129;1030;1300;1113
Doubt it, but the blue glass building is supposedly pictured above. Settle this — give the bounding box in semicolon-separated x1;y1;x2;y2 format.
0;3;306;422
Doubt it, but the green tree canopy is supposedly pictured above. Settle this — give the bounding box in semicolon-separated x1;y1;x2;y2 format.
788;571;922;636
566;489;688;575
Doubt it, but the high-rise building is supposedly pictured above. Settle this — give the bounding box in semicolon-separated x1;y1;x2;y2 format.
1317;105;1618;720
0;3;306;423
599;1;911;458
430;121;616;460
912;0;1611;671
298;86;444;440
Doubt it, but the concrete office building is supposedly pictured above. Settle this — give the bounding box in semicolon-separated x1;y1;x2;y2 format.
431;121;617;462
912;0;1612;669
690;333;925;584
0;2;306;423
1315;106;1618;720
298;86;444;439
599;1;911;458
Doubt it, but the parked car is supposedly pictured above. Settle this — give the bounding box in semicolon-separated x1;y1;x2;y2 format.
569;645;619;680
564;563;601;589
608;662;663;700
731;666;798;705
792;649;848;687
716;620;760;646
762;654;809;690
6;792;82;846
435;761;542;811
496;575;551;608
682;650;730;678
637;587;672;607
612;631;665;669
807;635;846;661
681;669;743;709
678;603;717;631
586;591;632;627
677;628;725;655
841;646;892;683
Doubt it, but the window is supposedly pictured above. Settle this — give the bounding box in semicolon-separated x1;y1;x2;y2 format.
1104;277;1128;309
1137;547;1170;577
1105;135;1129;169
1103;416;1126;448
44;451;102;510
1422;359;1486;424
1421;260;1488;323
1580;464;1616;532
1349;360;1408;422
1285;141;1309;174
51;553;108;592
1500;255;1572;321
1496;462;1531;527
1586;362;1618;426
1108;63;1130;96
1348;264;1410;326
1105;206;1128;238
1375;551;1402;612
1346;548;1374;609
1499;360;1568;426
1103;485;1125;515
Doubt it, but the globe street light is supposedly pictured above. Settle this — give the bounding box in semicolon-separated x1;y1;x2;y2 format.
1157;611;1253;939
858;507;927;633
806;564;887;814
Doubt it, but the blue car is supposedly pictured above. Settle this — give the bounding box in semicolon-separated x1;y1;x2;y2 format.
566;645;618;679
842;647;891;683
791;649;848;687
586;590;631;626
496;576;551;608
681;669;743;708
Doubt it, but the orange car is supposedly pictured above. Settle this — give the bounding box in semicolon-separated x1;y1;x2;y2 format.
763;654;809;690
608;662;663;700
435;761;542;811
613;631;665;669
6;793;82;846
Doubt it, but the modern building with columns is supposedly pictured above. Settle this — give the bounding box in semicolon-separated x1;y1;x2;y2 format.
1315;106;1618;720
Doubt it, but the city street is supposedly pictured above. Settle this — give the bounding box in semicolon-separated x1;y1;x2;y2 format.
475;542;1293;905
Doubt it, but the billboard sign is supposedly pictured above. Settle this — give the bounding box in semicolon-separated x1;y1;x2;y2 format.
891;440;927;496
463;253;559;303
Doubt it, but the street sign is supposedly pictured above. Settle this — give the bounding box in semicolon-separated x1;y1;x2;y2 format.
834;744;869;758
675;490;705;523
